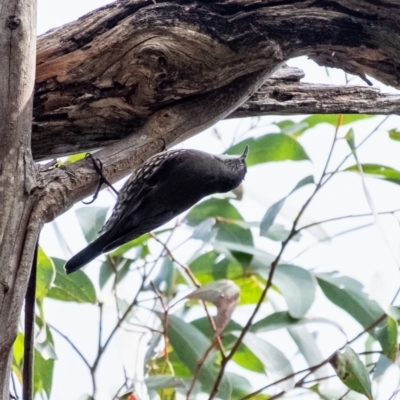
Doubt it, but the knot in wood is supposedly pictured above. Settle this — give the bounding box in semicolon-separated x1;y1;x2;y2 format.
6;15;21;30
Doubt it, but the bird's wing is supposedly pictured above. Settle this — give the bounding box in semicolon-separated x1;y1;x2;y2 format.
96;150;183;250
102;209;175;252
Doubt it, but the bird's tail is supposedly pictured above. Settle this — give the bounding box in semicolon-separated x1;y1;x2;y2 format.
64;238;105;274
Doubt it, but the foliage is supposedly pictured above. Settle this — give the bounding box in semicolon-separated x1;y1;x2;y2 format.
12;113;400;400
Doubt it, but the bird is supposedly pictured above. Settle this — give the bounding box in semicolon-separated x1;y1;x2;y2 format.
64;146;248;274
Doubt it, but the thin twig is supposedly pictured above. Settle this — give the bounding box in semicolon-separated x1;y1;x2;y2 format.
98;302;103;355
321;115;390;187
150;232;200;287
49;324;92;370
187;342;216;399
49;322;95;394
150;281;170;362
297;208;400;232
150;232;226;360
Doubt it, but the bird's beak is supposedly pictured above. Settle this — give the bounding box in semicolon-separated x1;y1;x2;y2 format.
241;145;249;159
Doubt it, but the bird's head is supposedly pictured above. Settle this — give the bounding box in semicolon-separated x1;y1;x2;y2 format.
219;145;248;172
214;145;249;188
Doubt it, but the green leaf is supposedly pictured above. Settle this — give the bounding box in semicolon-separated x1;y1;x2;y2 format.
226;133;309;166
260;175;314;236
191;316;242;339
187;251;219;284
186;198;243;226
149;257;174;297
288;326;329;381
166;314;232;399
251;311;302;332
13;331;24;368
232;343;265;373
213;257;243;281
34;347;54;397
330;346;372;399
60;152;86;165
226;372;253;398
316;273;385;329
35;323;57;361
260;198;286;237
191;317;266;373
234;276;264;305
388;128;400;141
375;316;398;361
345;128;356;154
274;120;310;136
278;114;373;138
345;163;400;185
192;218;216;241
75;206;109;243
47;258;97;304
255;264;316;318
215;221;254;267
110;233;151;257
36;247;56;301
373;354;393;380
241;332;295;391
388;305;400;322
145;375;185;390
214;241;276;268
301;114;372;134
264;223;301;242
99;258;131;290
186;199;254;266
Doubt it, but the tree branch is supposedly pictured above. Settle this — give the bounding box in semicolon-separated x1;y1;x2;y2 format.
35;68;273;224
231;81;400;118
31;0;400;160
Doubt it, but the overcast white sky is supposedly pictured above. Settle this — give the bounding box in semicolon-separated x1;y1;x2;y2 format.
36;1;400;399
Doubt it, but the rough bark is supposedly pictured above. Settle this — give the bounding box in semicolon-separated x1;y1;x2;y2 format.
32;0;400;160
0;0;37;396
231;75;400;118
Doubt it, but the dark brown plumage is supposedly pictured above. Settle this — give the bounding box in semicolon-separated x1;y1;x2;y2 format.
65;147;248;274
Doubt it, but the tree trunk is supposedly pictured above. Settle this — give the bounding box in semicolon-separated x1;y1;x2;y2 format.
0;0;37;396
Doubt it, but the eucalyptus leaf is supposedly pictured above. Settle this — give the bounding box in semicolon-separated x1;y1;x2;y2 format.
330;346;372;399
34;348;54;397
260;175;314;236
47;258;96;304
145;375;185;390
227;133;309;166
345;163;400;185
186;198;243;226
375;316;398;361
388;128;400;141
165;314;232;399
256;264;316;318
316;273;385;329
373;354;393;380
36;247;56;301
241;332;295;391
